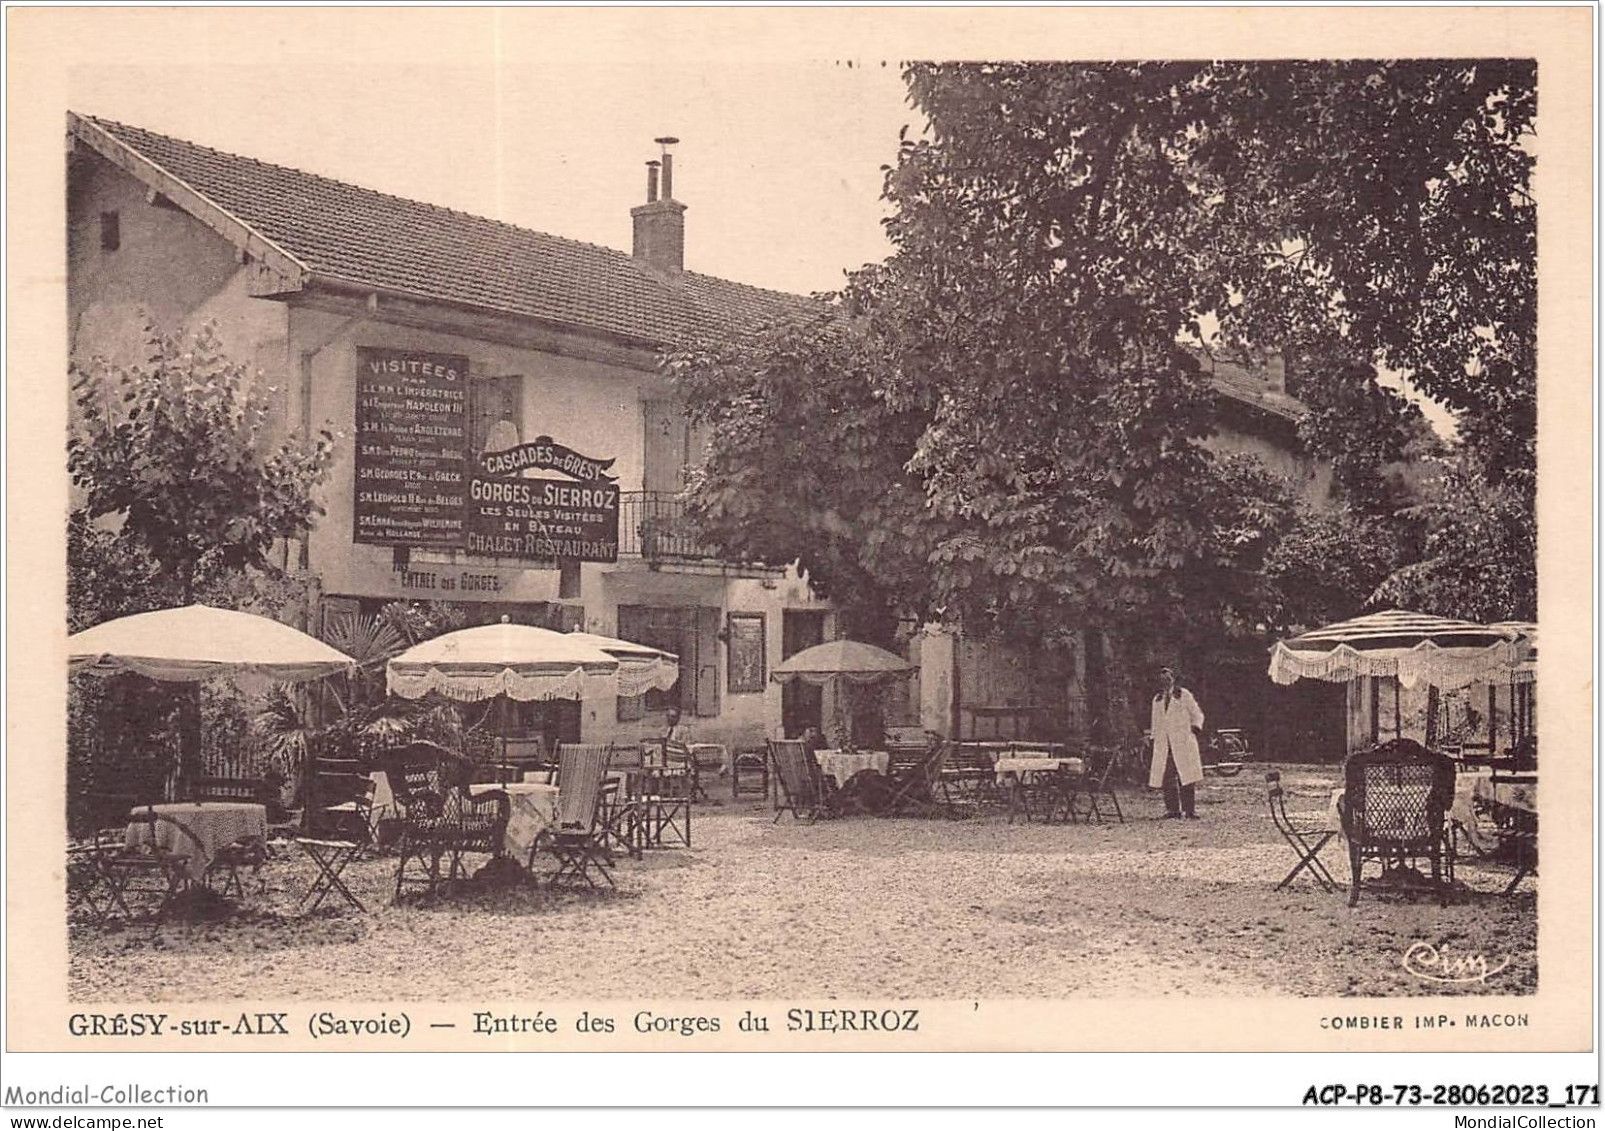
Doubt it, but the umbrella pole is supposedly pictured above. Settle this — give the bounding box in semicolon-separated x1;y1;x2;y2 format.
1393;677;1401;740
500;695;509;783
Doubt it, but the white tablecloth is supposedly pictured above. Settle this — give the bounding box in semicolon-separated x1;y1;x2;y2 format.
815;750;890;789
368;772;395;821
126;802;267;884
1325;773;1536;843
470;782;559;862
994;756;1086;783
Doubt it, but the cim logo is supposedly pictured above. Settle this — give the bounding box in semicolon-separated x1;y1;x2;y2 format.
1401;942;1511;985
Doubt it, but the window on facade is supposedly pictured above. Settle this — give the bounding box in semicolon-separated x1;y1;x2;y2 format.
558;560;581;599
99;211;120;252
641;399;709;494
470;373;524;453
614;604;721;718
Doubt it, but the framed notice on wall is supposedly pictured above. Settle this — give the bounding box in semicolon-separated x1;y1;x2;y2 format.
726;613;766;693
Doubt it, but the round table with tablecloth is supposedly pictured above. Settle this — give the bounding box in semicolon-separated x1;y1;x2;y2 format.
469;781;559;862
993;756;1086;784
125;802;267;884
814;749;890;789
1326;771;1536;845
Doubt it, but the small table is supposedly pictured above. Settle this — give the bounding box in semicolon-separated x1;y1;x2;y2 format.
815;749;890;790
126;802;267;885
470;781;559;865
994;758;1086;822
994;756;1086;783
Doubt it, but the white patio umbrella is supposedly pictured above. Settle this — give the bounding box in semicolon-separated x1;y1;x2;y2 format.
386;620;620;702
772;639;913;747
1268;609;1528;749
68;603;356;686
1268;609;1525;691
770;639;913;686
564;630;680;698
386;619;629;778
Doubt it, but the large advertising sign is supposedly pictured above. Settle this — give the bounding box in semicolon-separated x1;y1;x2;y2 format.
352;348;469;548
466;474;620;563
352;353;618;562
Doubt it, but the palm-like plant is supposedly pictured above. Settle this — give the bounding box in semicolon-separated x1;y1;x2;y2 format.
250;612;467;779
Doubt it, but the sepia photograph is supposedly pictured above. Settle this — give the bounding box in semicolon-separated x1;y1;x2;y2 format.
4;4;1595;1083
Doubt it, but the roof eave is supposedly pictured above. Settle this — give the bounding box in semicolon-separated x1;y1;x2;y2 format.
67;112;311;290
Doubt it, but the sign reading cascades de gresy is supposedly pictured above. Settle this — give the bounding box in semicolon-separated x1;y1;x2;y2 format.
352;351;619;562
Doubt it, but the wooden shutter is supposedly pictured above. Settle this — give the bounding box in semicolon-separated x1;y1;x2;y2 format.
693;605;721;717
472;375;524;452
643;399;689;494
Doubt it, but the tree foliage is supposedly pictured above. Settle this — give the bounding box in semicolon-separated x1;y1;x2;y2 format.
669;60;1536;691
68;321;336;613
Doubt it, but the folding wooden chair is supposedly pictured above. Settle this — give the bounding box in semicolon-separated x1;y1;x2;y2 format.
537;743;614;888
770;739;830;823
1009;764;1077;824
940;744;1002;811
207;835;269;899
1067;746;1126;824
297;754;377;913
601;745;645;860
881;739;952;819
98;808;202;927
1266;771;1339;892
731;747;771;800
637;740;692;848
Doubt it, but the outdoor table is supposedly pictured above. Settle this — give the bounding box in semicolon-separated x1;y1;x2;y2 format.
993;755;1086;783
469;781;558;864
815;749;890;790
994;757;1086;822
1327;772;1536;846
125;801;267;885
368;771;396;823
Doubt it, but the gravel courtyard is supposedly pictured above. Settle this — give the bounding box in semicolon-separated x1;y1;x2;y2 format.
68;764;1537;1001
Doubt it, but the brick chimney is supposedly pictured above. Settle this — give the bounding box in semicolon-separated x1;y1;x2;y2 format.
1264;353;1287;395
631;137;686;273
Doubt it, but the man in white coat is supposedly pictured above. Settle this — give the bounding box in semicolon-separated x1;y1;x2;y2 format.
1149;666;1205;819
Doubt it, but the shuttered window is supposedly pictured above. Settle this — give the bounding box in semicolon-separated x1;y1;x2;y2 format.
471;374;524;453
614;605;722;718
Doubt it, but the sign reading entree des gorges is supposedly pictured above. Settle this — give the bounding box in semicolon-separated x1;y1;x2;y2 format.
352;351;619;562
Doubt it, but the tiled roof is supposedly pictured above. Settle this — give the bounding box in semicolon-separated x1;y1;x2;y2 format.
75;115;820;347
1197;353;1306;423
69;114;1306;425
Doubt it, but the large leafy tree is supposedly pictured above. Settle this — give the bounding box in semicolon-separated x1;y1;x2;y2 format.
670;60;1536;714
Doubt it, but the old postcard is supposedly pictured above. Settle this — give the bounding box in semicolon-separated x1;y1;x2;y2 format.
4;4;1595;1086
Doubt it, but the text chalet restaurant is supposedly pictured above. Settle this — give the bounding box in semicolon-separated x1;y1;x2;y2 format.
67;112;836;752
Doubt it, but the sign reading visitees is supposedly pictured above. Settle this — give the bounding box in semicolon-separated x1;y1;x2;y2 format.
353;348;469;548
466;474;620;563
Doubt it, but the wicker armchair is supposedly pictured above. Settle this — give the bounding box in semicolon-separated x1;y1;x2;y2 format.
1340;739;1457;906
385;741;509;901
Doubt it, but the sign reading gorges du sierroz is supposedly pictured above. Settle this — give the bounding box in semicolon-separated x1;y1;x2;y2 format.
466;474;620;563
352;348;469;548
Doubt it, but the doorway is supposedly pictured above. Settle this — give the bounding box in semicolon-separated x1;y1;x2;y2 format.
781;610;826;738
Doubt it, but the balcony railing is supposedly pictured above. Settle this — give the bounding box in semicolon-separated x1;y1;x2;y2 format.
619;491;724;562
